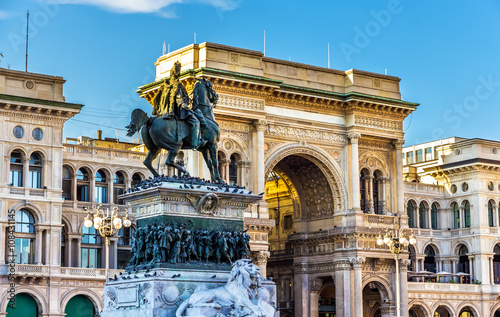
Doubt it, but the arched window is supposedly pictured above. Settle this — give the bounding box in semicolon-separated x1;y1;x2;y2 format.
131;173;142;187
77;168;90;202
62;166;72;200
464;201;471;228
10;151;24;187
29;152;42;188
489;200;495;227
373;170;383;215
408;245;416;273
81;226;102;268
457;245;470;283
459;308;474;317
95;169;107;204
118;226;134;246
229;153;240;185
431;203;438;230
424;245;436;273
14;209;35;264
407;201;415;228
113;171;126;204
419;202;427;229
493;244;500;284
453;202;460;229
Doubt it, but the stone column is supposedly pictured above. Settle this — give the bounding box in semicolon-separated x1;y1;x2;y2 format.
255;251;270;278
35;227;43;265
0;223;6;265
219;158;228;183
293;271;309;317
393;140;405;215
334;259;352;317
309;278;323;317
351;257;365;317
367;176;374;214
348;132;361;212
23;157;30;188
253;120;267;194
469;255;475;282
400;259;410;316
76;236;82;267
108;177;114;204
72;174;77;201
380;176;389;214
236;161;245;187
66;237;72;267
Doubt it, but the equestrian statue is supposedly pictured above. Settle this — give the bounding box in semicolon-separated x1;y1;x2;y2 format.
126;62;222;182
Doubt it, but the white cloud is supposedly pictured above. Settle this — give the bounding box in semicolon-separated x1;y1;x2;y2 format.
0;10;10;20
47;0;240;15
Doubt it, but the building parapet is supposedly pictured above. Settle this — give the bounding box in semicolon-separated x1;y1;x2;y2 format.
63;144;146;162
1;264;124;280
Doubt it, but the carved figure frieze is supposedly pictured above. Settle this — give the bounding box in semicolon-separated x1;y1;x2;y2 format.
218;94;265;111
266;124;346;144
186;193;219;215
355;116;402;131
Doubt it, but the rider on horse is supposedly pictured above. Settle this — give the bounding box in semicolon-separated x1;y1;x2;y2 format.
152;61;207;150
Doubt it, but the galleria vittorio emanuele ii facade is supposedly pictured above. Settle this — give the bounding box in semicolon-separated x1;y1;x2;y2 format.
1;42;500;317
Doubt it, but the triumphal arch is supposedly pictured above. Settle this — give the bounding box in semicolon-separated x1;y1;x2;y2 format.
137;42;418;317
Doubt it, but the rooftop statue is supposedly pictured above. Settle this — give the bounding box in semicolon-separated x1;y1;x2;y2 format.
127;62;222;182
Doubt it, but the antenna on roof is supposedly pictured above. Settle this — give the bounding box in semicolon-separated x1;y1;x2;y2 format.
168;43;170;53
385;68;387;75
263;30;266;56
163;41;166;55
25;10;29;72
327;43;330;69
194;32;196;44
0;52;3;68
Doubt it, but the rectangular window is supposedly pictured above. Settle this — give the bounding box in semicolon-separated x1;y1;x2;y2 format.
434;146;440;160
407;152;414;164
62;180;72;200
454;209;460;229
77;185;88;201
81;248;101;268
113;187;125;204
402;153;406;165
29;171;42;188
284;215;293;230
15;238;34;264
10;170;23;187
95;186;107;203
425;147;432;161
416;149;423;163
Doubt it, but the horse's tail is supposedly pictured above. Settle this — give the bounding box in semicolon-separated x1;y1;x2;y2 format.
126;108;149;137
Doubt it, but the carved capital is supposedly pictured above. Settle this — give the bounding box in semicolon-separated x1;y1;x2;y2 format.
333;259;351;271
253;119;267;131
309;278;323;293
347;132;361;143
392;139;405;150
350;257;366;269
255;250;270;265
399;259;411;271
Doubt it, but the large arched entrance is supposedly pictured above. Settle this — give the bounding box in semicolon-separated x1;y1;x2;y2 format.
494;309;500;317
318;286;336;317
362;282;390;317
6;293;40;317
64;295;96;317
409;304;427;317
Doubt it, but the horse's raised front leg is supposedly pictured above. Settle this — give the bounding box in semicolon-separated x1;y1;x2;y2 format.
165;150;190;178
201;148;215;181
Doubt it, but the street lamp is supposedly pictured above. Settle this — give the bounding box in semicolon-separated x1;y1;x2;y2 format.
84;205;132;282
376;228;416;317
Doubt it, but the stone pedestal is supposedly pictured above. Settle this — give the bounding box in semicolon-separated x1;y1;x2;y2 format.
101;177;276;317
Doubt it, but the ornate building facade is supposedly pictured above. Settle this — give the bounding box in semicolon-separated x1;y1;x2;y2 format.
2;42;499;317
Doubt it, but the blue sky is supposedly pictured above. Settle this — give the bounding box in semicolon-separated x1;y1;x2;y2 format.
1;0;500;146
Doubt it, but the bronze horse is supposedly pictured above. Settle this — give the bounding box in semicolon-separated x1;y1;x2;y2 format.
126;79;222;182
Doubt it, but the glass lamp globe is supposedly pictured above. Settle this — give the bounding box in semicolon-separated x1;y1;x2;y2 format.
113;217;122;227
94;223;100;230
115;222;123;230
399;237;407;244
123;218;132;228
383;237;390;244
94;215;103;226
84;217;93;228
409;236;417;245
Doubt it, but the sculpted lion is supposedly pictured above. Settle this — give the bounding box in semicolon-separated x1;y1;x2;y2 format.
176;259;275;317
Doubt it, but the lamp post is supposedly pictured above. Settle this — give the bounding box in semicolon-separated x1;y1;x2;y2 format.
84;205;132;282
376;228;416;317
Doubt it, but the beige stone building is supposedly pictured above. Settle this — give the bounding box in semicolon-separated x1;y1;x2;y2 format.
2;42;499;317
